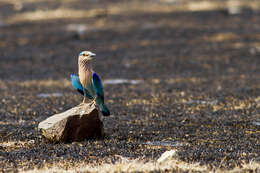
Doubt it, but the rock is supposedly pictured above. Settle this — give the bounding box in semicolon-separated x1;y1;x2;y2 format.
157;150;178;163
38;103;104;142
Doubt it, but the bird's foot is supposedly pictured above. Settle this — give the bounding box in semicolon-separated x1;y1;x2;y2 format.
89;97;97;107
89;100;96;107
82;97;87;104
78;98;87;106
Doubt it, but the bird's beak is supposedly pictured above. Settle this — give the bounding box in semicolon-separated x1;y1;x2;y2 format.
89;52;96;57
85;52;96;60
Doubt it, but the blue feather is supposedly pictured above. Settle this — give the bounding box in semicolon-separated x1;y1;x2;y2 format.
79;52;84;56
77;89;84;95
92;72;110;116
71;74;84;94
92;72;103;97
71;74;93;99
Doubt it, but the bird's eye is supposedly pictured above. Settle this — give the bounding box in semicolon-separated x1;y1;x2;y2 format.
82;54;86;56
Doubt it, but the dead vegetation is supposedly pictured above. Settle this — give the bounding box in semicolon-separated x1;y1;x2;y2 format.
0;0;260;172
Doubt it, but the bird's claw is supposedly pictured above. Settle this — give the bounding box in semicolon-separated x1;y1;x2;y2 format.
90;97;97;107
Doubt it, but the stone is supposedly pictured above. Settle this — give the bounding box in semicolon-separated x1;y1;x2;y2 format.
38;103;104;142
157;150;178;163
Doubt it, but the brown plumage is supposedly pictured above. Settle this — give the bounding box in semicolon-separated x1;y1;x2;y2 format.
78;51;96;103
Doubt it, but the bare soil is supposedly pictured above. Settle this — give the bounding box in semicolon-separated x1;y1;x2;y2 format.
0;0;260;172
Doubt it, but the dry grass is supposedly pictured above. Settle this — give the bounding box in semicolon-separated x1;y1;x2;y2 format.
20;155;260;173
205;33;240;42
22;155;208;173
7;8;108;23
18;79;72;88
1;0;260;172
5;0;260;24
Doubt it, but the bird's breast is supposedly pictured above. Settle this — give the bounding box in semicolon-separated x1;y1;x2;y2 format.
79;69;92;88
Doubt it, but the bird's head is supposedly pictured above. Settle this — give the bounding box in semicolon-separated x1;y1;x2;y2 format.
78;51;96;61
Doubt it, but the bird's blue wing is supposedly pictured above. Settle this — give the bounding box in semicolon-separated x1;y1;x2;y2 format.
92;72;104;98
71;74;84;95
92;72;110;116
71;74;94;99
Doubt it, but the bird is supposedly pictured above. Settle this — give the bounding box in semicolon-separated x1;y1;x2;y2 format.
70;50;110;116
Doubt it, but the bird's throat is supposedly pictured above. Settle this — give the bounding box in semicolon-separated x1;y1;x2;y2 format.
79;59;92;71
78;59;93;89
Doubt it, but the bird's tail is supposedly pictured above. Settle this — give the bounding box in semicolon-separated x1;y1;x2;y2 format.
96;97;110;116
99;103;110;116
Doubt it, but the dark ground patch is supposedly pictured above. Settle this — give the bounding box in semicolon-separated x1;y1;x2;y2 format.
0;0;260;172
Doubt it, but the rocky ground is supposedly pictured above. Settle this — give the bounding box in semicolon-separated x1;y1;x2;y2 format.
0;0;260;172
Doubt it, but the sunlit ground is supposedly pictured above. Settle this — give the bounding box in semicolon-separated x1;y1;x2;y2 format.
0;0;260;172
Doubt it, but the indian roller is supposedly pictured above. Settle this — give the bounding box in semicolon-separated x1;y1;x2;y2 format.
70;51;110;116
